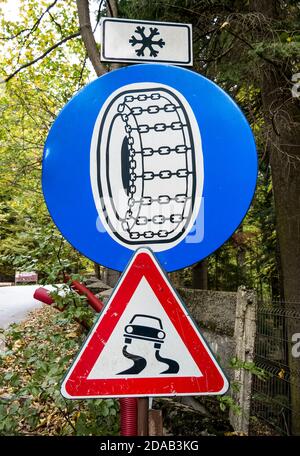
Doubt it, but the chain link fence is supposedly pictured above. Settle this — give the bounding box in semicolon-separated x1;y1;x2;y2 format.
250;302;300;435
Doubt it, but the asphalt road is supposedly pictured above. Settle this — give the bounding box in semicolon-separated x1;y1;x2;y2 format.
0;284;55;329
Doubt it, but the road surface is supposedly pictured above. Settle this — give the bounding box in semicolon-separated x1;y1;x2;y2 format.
0;284;57;329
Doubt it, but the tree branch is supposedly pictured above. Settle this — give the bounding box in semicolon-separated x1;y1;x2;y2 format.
106;0;121;70
224;25;281;70
106;0;118;18
2;32;80;83
0;0;59;41
76;0;107;77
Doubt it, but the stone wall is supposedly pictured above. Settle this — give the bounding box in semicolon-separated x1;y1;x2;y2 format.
178;286;257;434
179;288;236;379
98;283;257;434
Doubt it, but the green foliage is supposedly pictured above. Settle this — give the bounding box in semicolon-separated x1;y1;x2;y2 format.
0;0;289;297
215;357;272;417
0;0;93;281
0;213;90;281
49;282;97;328
116;0;285;300
229;357;271;381
0;305;119;436
0;0;298;436
0;1;120;436
218;395;241;415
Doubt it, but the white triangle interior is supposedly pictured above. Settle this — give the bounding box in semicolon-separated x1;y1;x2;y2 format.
88;277;203;379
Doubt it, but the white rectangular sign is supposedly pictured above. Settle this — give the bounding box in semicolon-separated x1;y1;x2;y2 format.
100;18;193;66
15;271;38;284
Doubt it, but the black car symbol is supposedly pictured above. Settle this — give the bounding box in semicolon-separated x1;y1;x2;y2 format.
124;314;166;348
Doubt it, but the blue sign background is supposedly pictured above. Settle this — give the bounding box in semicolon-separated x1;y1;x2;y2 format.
42;64;257;272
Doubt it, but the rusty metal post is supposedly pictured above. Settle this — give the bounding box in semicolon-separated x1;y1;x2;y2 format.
148;409;163;436
137;398;149;435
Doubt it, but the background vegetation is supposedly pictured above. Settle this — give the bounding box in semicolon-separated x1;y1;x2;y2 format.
0;0;300;436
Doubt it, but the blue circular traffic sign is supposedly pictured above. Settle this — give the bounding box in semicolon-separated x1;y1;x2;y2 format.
42;64;257;272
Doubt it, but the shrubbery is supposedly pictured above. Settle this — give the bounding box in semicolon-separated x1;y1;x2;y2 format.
0;291;119;436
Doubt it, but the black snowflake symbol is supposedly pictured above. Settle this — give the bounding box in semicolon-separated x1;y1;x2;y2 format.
129;26;165;58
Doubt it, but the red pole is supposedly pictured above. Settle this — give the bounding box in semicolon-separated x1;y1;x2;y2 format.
34;282;104;313
33;287;54;305
119;398;138;436
64;275;104;313
33;287;90;330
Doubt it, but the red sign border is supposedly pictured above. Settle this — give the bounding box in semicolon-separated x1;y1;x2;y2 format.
61;249;229;398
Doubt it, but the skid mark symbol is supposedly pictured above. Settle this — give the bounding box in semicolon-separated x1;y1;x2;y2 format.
117;345;147;375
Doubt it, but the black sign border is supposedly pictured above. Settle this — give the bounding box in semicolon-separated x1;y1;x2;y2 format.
101;18;192;66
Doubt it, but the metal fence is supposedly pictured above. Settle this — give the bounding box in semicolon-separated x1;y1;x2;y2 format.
250;302;300;435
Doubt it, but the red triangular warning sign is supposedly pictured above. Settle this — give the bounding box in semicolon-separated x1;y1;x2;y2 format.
61;249;229;398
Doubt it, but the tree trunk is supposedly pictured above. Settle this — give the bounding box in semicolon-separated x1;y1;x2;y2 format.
76;0;106;76
249;0;300;435
214;253;219;290
267;92;300;434
235;225;246;287
76;0;121;288
169;271;182;288
271;237;284;302
104;268;121;287
260;66;300;304
93;262;101;279
192;260;208;289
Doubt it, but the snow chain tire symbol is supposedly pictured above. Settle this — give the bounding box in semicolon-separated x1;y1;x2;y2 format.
90;83;204;252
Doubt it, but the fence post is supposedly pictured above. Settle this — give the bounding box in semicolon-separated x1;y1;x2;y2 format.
230;286;257;434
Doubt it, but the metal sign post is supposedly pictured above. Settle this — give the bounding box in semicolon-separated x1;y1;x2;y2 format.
42;19;257;436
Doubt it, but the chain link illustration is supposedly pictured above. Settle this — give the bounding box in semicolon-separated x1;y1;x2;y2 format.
96;86;199;246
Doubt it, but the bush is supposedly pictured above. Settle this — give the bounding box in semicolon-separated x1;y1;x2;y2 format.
0;302;119;436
